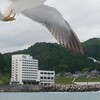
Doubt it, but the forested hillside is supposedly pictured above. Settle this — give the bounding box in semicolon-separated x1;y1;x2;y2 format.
0;38;100;75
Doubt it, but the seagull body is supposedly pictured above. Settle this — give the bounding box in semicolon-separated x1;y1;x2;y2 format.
0;0;46;19
0;0;83;54
88;57;100;64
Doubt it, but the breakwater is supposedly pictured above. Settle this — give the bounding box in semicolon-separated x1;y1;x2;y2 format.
0;84;100;92
41;84;100;92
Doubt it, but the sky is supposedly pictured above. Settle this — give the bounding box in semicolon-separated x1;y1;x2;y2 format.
0;0;100;53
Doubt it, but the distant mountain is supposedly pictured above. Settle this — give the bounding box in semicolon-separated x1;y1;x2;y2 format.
0;38;100;75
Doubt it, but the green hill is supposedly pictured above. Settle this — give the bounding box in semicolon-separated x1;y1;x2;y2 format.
0;38;100;76
83;38;100;58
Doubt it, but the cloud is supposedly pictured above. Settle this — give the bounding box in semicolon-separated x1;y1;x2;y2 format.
0;14;56;53
0;0;100;53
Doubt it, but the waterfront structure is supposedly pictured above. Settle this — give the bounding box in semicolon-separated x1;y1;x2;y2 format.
10;54;39;84
38;70;55;85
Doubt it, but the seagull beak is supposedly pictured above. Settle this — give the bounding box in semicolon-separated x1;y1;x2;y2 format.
3;10;16;21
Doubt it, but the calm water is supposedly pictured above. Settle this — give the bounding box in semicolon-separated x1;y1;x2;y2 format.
0;92;100;100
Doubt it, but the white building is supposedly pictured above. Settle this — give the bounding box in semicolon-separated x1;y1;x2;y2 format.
38;70;55;85
10;54;39;84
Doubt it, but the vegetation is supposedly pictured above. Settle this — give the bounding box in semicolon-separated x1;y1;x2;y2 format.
0;73;10;85
55;77;100;84
0;38;100;84
55;77;74;84
75;77;100;82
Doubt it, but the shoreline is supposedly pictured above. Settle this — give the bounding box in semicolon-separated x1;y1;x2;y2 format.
73;82;100;85
0;84;100;92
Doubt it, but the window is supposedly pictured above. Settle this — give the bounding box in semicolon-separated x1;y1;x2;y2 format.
40;72;43;74
51;77;54;79
48;77;50;79
40;77;43;79
40;83;43;85
44;77;46;79
44;83;48;85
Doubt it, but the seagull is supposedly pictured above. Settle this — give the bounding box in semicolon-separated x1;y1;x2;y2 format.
0;0;83;54
88;57;100;64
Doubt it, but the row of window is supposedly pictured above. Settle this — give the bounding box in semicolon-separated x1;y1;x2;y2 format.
40;83;51;85
40;77;54;80
22;64;38;67
40;80;54;82
22;72;37;74
12;64;18;66
22;60;38;62
22;70;38;72
22;67;38;69
22;62;38;64
22;77;37;79
40;72;54;75
12;59;37;62
22;74;38;76
12;63;38;65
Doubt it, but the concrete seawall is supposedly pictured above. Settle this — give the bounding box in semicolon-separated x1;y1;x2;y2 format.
0;85;41;92
0;84;100;92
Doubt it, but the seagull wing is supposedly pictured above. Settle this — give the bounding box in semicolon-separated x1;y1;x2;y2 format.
9;0;46;13
88;57;94;60
22;4;83;54
88;57;96;62
96;60;100;64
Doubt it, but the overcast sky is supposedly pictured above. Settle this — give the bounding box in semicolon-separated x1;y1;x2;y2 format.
0;0;100;53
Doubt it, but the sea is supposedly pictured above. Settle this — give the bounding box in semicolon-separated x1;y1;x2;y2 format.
0;92;100;100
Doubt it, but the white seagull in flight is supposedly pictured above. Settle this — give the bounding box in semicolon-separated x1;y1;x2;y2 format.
0;0;83;54
88;57;100;64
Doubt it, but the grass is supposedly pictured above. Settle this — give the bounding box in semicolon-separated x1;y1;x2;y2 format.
55;77;100;84
75;77;100;82
55;77;74;84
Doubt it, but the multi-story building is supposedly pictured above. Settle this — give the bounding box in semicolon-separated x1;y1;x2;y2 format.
38;70;55;85
10;54;55;85
10;54;39;84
